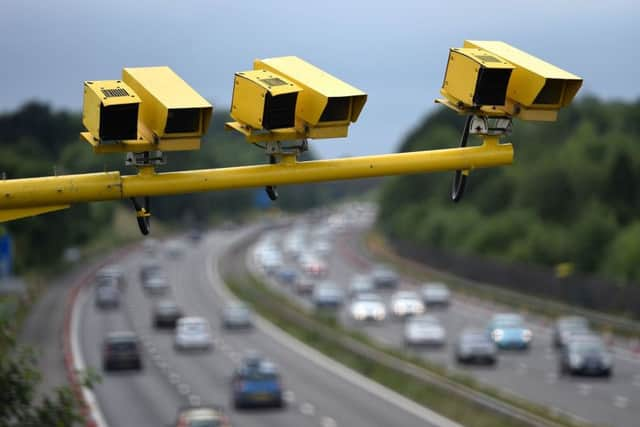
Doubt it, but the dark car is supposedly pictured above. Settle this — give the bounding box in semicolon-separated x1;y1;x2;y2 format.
455;329;497;365
232;356;283;409
102;331;142;371
95;281;120;309
222;302;253;329
152;300;183;329
553;316;590;348
311;282;344;310
559;335;612;377
370;265;399;289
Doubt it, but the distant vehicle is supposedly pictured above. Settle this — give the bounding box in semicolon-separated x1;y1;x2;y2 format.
349;293;386;322
142;274;170;295
420;283;451;307
310;239;331;258
487;313;532;350
166;239;186;258
175;406;231;427
390;291;425;318
294;276;315;295
455;329;497;365
222;302;253;329
301;255;328;277
258;250;283;274
371;265;399;289
312;282;344;309
96;264;126;290
275;267;297;286
95;280;120;309
140;261;163;283
553;316;590;348
348;274;375;297
404;315;446;346
152;300;183;329
175;317;212;350
559;335;612;377
232;356;284;409
102;331;142;371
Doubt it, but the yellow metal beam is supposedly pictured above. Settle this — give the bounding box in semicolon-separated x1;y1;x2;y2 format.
0;140;512;217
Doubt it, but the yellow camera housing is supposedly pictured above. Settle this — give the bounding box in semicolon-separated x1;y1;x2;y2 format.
254;56;367;139
122;66;213;146
464;40;582;121
440;48;515;111
82;80;140;143
230;69;302;131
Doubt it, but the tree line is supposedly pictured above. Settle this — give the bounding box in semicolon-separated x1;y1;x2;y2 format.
378;96;640;286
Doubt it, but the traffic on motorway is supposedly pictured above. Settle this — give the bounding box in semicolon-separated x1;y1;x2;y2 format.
78;224;444;427
248;203;640;427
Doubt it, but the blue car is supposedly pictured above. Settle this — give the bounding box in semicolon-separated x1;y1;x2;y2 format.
486;313;532;350
232;356;284;409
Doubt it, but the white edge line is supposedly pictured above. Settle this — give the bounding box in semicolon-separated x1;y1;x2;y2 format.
71;287;109;427
206;233;463;427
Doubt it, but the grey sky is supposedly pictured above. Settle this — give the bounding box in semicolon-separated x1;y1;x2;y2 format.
1;1;638;159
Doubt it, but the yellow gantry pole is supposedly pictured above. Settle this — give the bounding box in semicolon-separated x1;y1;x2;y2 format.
0;138;512;221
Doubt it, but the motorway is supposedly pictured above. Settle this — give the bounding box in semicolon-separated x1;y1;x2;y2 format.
250;213;640;427
75;226;454;427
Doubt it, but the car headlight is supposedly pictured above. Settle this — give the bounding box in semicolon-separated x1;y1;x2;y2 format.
569;354;583;368
491;329;504;342
521;329;532;342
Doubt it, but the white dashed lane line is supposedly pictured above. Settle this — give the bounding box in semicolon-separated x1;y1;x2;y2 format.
321;416;337;427
613;395;629;409
283;390;296;404
300;402;315;416
178;383;191;396
577;384;591;396
168;372;181;385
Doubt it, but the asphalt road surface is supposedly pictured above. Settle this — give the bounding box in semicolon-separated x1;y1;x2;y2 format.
76;228;452;427
253;217;640;427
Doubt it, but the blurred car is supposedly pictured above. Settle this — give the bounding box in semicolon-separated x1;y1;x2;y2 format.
371;265;399;289
102;331;142;371
348;274;375;297
310;239;331;258
275;267;297;286
301;255;328;277
95;280;120;309
455;329;497;365
142;273;170;295
175;406;231;427
175;317;212;350
140;261;163;283
187;228;203;243
553;316;591;348
166;239;187;258
420;283;451;308
294;276;315;295
96;264;126;290
349;293;386;322
487;313;532;350
152;299;183;329
258;251;283;275
232;356;284;409
222;302;253;329
390;291;425;318
559;335;612;377
312;282;345;309
404;315;446;346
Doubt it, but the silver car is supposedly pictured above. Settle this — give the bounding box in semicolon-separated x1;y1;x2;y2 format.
404;315;446;346
390;291;425;318
222;302;253;329
456;329;497;365
174;317;212;350
420;283;450;307
312;282;344;309
349;293;386;322
142;274;170;295
348;274;375;297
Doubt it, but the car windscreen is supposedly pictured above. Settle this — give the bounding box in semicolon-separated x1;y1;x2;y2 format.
571;341;604;354
108;341;137;351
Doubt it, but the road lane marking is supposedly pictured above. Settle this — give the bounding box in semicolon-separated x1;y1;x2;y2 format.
613;395;629;409
578;384;591;396
283;390;296;404
189;395;202;407
178;383;191;396
169;372;181;385
300;402;315;416
321;416;337;427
